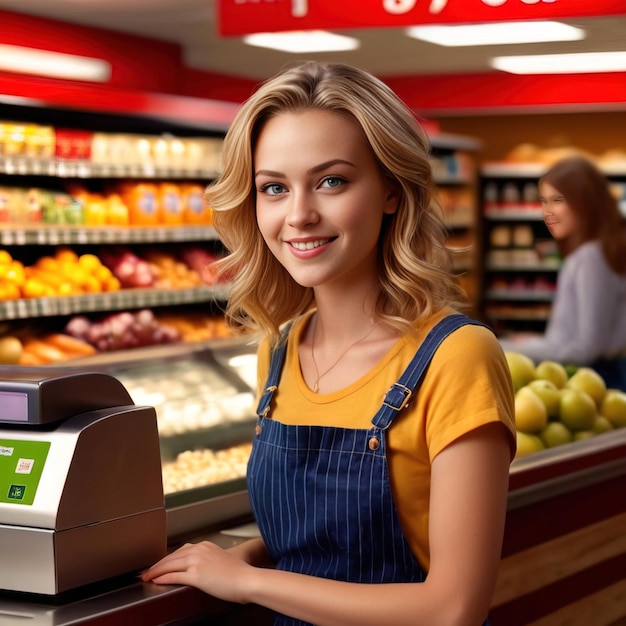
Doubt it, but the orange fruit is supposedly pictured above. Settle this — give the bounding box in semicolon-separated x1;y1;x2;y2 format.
55;248;79;263
57;282;75;296
103;276;121;291
0;280;20;300
82;275;102;293
36;256;60;272
22;277;46;298
5;261;25;286
95;265;113;282
78;253;102;272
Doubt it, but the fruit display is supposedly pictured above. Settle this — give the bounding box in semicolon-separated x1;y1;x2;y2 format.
64;309;180;352
99;247;157;289
0;310;234;366
0;334;24;364
63;309;233;352
0;247;121;299
0;245;224;302
0;330;99;366
18;333;96;365
505;352;626;459
155;312;233;343
143;249;204;289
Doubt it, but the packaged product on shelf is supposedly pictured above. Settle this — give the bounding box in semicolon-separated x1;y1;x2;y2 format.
168;138;186;170
54;129;92;161
119;181;161;226
187;137;223;173
90;132;112;165
0;122;27;157
40;190;84;225
104;193;130;226
181;183;212;224
0;186;12;223
483;181;499;212
521;182;540;210
158;183;184;225
501;182;521;209
24;124;55;159
24;188;42;224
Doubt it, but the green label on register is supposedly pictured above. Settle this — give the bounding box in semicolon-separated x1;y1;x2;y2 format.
0;439;51;505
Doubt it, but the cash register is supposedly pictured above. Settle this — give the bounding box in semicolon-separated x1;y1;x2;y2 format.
0;367;166;596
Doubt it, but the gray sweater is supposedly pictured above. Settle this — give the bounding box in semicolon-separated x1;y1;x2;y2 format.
499;241;626;365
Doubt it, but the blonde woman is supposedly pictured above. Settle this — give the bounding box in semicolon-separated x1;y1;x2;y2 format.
143;61;515;626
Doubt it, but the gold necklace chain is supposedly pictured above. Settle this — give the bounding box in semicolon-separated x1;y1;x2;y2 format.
310;315;378;393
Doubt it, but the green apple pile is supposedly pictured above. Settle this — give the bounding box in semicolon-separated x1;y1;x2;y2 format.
505;352;626;459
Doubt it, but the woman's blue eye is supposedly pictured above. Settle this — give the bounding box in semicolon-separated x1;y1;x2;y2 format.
322;176;344;189
261;183;285;195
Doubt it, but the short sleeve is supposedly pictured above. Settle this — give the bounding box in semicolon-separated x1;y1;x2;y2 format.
421;324;516;461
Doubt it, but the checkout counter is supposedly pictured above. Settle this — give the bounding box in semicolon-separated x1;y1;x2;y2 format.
0;339;624;625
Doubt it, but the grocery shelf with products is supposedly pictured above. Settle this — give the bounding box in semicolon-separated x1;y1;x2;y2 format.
0;102;233;366
429;134;482;313
479;162;558;335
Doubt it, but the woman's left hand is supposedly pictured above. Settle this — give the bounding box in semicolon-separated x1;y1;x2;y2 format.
140;541;253;603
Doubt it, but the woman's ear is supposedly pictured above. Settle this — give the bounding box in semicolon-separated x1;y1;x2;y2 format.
383;183;399;215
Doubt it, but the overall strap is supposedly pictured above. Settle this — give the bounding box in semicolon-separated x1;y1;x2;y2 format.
372;314;487;430
256;324;291;418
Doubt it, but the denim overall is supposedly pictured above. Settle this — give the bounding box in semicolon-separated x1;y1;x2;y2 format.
248;314;489;626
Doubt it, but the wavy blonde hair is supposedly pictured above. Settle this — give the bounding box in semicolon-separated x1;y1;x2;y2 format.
208;61;467;343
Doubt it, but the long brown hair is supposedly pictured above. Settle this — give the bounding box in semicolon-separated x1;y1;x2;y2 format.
540;156;626;275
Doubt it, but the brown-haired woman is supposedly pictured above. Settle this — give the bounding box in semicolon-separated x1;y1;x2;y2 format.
501;155;626;390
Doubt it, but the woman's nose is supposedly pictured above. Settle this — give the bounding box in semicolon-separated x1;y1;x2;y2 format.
286;191;319;227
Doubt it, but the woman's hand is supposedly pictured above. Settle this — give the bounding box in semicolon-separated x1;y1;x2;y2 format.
140;541;255;604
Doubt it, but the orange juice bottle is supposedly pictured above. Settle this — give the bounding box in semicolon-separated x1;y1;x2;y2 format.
181;183;212;225
158;182;184;226
120;182;160;226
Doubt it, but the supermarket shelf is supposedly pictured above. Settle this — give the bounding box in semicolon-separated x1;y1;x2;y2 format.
481;160;626;178
485;307;550;321
0;225;219;246
0;284;231;321
484;208;544;221
430;134;482;152
486;260;561;271
486;289;555;302
0;156;218;180
434;174;474;186
481;163;548;178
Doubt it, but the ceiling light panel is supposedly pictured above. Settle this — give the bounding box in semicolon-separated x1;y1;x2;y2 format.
243;31;359;54
406;21;585;47
0;44;111;82
491;51;626;74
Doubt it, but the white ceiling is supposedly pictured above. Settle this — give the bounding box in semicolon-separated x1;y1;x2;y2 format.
2;1;626;81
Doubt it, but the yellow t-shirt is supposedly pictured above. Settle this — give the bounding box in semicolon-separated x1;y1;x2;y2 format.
255;309;516;572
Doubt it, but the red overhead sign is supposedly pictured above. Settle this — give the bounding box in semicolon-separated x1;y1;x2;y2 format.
218;0;626;35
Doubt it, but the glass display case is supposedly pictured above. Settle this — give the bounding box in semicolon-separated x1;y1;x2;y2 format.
67;337;260;541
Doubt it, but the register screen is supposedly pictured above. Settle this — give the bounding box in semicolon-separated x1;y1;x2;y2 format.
0;439;50;505
0;391;29;422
